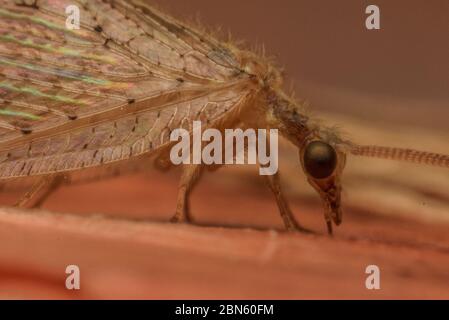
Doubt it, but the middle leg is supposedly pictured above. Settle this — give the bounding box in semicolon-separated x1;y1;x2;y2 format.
170;164;203;223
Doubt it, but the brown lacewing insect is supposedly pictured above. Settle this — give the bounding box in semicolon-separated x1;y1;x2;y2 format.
0;0;448;235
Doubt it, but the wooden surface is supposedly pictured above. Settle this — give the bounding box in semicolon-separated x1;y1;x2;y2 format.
0;197;448;299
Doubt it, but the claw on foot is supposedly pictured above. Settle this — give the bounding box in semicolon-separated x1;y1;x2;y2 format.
286;223;314;234
170;212;191;224
170;215;182;223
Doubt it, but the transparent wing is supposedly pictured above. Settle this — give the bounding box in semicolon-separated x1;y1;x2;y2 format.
0;84;251;179
0;0;251;179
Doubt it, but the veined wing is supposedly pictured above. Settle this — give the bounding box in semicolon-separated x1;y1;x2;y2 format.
0;0;252;179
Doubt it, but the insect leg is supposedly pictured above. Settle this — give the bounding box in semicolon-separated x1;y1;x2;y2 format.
263;171;311;233
14;175;65;208
170;164;203;223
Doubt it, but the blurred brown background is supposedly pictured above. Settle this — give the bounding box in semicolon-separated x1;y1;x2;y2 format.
0;0;448;299
157;0;449;130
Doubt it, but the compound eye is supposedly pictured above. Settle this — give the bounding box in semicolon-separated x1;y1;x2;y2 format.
303;141;337;179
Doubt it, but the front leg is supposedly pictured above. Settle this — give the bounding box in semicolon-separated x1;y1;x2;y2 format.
263;171;311;233
170;164;203;223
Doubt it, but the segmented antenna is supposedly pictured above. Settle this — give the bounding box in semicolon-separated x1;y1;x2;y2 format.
350;145;449;168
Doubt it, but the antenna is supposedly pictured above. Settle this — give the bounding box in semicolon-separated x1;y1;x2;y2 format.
350;144;449;168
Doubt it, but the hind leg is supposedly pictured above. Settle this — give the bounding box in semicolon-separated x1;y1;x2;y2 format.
170;164;203;223
14;175;65;208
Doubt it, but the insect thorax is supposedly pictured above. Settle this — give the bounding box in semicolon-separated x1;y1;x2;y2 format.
235;51;312;147
252;87;310;149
